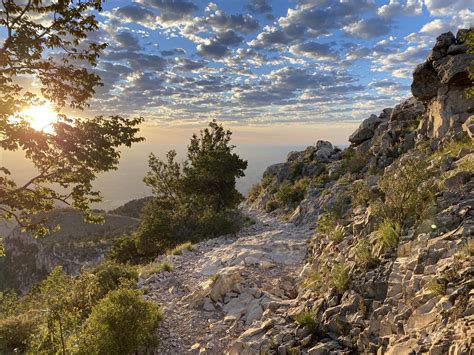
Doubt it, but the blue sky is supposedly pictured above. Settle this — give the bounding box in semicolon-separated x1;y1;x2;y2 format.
81;0;473;129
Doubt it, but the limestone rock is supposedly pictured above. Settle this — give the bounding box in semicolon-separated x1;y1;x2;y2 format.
349;114;383;145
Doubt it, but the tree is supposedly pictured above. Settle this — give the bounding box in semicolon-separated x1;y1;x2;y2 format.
132;120;247;258
0;0;144;243
183;120;247;210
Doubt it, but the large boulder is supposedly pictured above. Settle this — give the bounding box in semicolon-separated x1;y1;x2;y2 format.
263;163;292;183
349;114;383;145
411;61;439;101
433;54;474;86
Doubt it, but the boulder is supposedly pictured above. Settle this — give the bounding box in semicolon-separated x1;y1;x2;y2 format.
390;97;424;122
447;44;468;55
208;266;243;302
349;114;383;145
411;61;439;101
434;32;455;50
263;163;292;183
433;54;474;86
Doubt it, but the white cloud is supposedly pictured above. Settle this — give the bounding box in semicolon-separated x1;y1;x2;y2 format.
424;0;474;17
377;0;422;17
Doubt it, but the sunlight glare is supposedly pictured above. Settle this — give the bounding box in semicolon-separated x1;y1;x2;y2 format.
20;103;59;133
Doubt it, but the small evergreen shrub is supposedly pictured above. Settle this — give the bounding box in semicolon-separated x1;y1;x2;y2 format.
377;220;401;251
332;263;350;293
0;313;37;353
355;240;378;270
425;278;446;296
77;288;162;354
91;262;138;298
294;310;317;333
276;178;308;208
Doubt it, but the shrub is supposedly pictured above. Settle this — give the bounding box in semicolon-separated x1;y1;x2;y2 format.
315;212;345;242
276;178;308;208
330;225;345;243
425;278;446;296
77;288;162;354
290;160;305;178
294;310;317;333
341;147;367;174
355;241;378;270
0;313;38;353
265;200;280;212
377;220;401;251
350;180;371;208
140;261;173;279
168;242;194;255
332;263;350;293
247;183;262;202
372;155;435;227
91;262;138;298
108;235;141;264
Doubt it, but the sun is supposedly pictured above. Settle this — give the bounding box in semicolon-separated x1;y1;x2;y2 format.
20;103;59;133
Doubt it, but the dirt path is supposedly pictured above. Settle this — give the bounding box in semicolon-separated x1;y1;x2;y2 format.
142;208;313;354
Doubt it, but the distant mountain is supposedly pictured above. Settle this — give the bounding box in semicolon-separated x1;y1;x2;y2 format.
109;196;153;218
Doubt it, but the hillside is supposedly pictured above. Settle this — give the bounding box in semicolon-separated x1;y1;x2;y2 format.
0;208;139;294
137;29;473;354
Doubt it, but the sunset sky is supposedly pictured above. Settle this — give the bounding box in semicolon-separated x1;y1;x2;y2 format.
55;0;470;144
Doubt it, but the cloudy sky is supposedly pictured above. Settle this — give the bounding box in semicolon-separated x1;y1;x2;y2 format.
79;1;473;142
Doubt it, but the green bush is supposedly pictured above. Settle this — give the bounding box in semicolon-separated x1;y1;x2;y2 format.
341;147;368;174
276;178;308;207
371;155;435;227
355;241;378;270
130;121;247;261
377;220;401;251
350;180;371;208
332;263;350;293
294;310;317;333
91;262;138;298
77;288;162;354
0;313;38;353
108;235;141;264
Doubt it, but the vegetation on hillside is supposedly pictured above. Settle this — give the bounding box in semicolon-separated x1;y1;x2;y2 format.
0;263;160;354
109;120;247;263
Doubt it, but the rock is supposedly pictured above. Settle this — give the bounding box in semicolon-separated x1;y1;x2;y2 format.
203;297;216;312
444;171;471;189
208;266;243;302
433;54;474;85
411;61;439;101
349;114;383;145
263;163;292;183
447;44;468;55
435;32;455;50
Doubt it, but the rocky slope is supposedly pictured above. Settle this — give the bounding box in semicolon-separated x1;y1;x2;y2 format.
1;208;139;293
142;29;473;354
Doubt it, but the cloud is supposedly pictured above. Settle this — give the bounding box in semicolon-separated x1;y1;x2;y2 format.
161;48;186;56
109;3;158;28
246;0;272;14
202;9;260;34
197;42;229;59
377;0;422;17
368;79;410;94
172;58;206;71
140;0;198;24
113;31;141;51
343;18;392;39
289;41;339;61
424;0;473;16
104;51;168;72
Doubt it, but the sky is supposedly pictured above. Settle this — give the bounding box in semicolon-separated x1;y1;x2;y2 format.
65;0;473;144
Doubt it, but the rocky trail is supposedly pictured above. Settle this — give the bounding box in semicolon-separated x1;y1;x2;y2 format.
141;208;313;354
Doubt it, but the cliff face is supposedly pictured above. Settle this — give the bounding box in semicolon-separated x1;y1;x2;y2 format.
1;208;139;294
242;29;473;354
